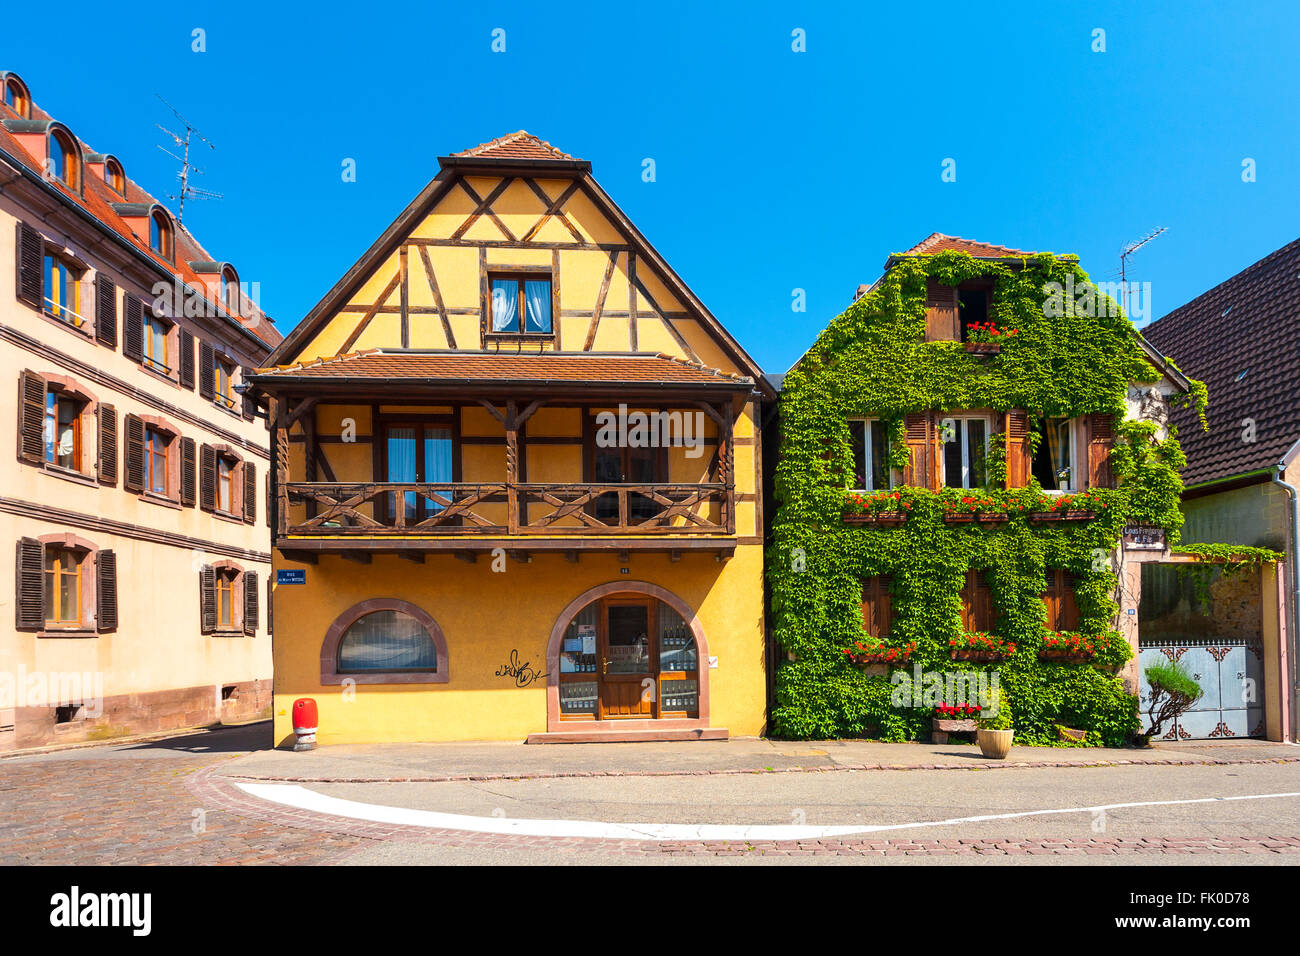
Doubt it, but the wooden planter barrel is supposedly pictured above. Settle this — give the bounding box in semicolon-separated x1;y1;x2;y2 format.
977;728;1014;759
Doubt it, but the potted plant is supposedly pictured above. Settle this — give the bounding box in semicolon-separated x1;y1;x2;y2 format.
950;631;1017;662
842;490;911;526
1138;658;1204;746
963;320;1018;354
976;691;1014;759
843;640;917;674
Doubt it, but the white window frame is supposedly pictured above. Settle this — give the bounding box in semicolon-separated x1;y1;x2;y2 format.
940;415;992;489
849;418;893;493
1042;417;1081;493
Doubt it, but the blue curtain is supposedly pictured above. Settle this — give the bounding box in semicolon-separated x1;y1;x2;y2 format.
491;279;518;332
524;280;551;332
387;427;417;520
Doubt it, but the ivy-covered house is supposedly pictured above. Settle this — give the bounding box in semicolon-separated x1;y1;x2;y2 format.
768;233;1214;746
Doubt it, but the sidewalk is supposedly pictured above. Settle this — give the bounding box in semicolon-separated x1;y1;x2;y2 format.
216;735;1300;784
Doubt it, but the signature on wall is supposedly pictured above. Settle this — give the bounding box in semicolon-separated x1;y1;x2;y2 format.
495;649;549;688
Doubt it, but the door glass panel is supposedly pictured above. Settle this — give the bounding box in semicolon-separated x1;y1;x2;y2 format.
606;604;651;674
386;426;417;520
967;419;987;488
423;427;453;514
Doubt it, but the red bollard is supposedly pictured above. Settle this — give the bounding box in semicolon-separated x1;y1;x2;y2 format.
292;697;318;752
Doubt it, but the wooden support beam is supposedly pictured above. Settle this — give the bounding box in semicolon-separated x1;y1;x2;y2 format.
274;398;290;538
618;550;630;564
505;399;520;534
278;549;318;565
669;550;681;563
455;551;477;564
510;550;532;563
565;550;579;563
397;552;425;563
340;552;372;564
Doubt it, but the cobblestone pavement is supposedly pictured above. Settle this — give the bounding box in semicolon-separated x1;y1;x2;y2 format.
4;726;1300;864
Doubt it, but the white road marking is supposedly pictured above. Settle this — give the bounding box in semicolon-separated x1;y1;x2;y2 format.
234;782;1300;842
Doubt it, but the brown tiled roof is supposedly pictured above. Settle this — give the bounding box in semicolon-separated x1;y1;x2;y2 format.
897;232;1036;258
253;350;753;387
0;78;280;348
449;130;580;163
1142;237;1300;487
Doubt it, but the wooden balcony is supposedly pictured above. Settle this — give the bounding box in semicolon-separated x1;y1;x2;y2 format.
277;481;735;559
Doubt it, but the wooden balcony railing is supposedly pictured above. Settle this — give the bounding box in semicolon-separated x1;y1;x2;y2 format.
282;482;733;536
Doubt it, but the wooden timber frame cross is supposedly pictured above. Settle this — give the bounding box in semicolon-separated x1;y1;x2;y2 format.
477;398;543;534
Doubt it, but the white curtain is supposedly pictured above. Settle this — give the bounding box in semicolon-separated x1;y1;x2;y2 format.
338;610;437;672
524;280;551;332
491;279;518;332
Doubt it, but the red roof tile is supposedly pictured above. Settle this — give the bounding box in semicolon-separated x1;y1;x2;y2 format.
1142;237;1300;487
897;232;1037;258
450;130;580;163
253;350;752;388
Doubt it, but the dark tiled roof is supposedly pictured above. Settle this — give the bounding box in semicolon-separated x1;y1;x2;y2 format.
1142;237;1300;486
0;78;280;348
897;232;1036;259
449;130;580;163
253;350;753;387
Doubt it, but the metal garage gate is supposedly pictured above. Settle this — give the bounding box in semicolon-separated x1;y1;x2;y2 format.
1138;639;1264;740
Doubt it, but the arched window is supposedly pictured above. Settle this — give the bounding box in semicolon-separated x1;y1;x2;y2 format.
149;208;173;260
3;75;30;117
220;266;239;315
49;129;80;191
104;157;125;195
339;610;438;673
321;600;448;684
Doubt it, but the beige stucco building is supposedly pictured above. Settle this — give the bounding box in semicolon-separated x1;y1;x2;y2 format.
0;71;280;749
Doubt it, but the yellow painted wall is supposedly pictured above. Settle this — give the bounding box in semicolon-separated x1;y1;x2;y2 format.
270;546;765;745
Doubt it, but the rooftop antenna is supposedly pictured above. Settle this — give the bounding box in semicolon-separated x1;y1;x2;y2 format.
1119;226;1167;319
155;95;221;224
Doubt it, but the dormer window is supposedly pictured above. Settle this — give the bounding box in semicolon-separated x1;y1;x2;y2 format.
3;74;30;118
149;209;173;260
48;128;80;191
221;266;239;315
489;274;552;335
104;157;125;195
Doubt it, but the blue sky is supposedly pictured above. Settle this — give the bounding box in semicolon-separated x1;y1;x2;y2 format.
3;1;1297;371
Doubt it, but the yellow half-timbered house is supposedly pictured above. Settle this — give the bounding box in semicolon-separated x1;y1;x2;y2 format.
251;132;774;744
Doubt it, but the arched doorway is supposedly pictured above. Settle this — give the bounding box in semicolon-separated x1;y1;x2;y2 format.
545;582;711;734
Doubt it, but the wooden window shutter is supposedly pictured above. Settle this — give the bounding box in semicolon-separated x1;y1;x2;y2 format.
243;570;258;636
198;340;216;400
1086;413;1114;488
96;403;117;485
199;565;216;635
17;370;46;464
1043;569;1081;631
924;279;959;342
861;575;892;640
961;571;996;632
199;443;216;511
122;294;144;363
96;549;118;632
240;368;255;421
179;437;197;507
15;537;45;631
902;412;933;488
178;330;196;390
123;413;145;492
242;462;257;523
1005;409;1031;488
94;275;117;348
15;221;43;309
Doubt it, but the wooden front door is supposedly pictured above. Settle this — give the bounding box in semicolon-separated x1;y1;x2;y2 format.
598;599;655;718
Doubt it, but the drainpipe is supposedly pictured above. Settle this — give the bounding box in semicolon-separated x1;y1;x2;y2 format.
1269;437;1300;742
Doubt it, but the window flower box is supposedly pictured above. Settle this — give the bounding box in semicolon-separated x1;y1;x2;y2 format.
963;342;1001;355
844;641;916;672
932;705;981;743
964;321;1018;351
843;512;907;526
950;632;1016;662
1027;510;1094;522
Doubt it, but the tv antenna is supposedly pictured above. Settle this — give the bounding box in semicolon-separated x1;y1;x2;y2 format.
1119;226;1166;319
155;95;221;224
